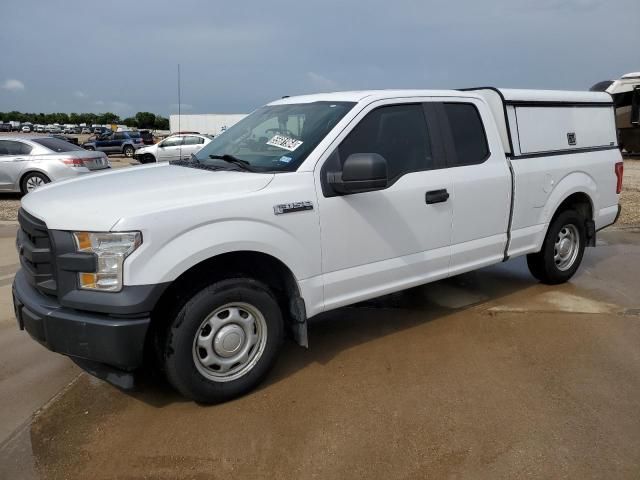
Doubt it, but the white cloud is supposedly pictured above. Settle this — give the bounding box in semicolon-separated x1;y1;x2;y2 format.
306;72;338;91
1;79;25;91
74;90;87;98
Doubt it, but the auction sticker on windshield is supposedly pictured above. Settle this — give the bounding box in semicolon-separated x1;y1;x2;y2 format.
267;134;303;152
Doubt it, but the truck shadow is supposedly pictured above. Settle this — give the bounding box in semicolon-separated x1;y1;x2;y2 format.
124;256;540;407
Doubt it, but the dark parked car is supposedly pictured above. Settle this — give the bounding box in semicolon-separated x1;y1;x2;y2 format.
139;130;155;145
0;124;11;132
82;131;144;157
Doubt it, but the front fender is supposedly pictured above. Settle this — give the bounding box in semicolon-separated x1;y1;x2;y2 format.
123;218;320;287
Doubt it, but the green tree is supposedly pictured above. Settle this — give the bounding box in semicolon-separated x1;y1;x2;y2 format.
154;115;169;130
135;112;156;129
96;112;120;124
123;117;138;128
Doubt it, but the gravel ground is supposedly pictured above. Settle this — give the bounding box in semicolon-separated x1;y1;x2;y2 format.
0;156;639;225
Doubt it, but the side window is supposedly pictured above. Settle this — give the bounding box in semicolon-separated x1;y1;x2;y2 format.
183;136;204;145
0;140;32;156
337;104;433;181
162;136;183;147
442;103;489;166
113;132;125;140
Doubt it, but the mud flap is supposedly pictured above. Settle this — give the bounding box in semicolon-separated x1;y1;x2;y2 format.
289;296;308;348
586;219;596;247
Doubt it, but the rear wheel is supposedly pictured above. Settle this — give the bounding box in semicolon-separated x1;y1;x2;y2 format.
123;145;134;157
20;172;50;194
162;278;283;403
527;209;586;284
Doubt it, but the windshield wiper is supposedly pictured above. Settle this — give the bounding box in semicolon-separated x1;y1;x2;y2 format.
209;154;255;172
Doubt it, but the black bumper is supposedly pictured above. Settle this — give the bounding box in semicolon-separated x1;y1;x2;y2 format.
13;269;151;371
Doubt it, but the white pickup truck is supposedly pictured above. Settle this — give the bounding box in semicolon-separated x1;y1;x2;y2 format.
13;88;623;403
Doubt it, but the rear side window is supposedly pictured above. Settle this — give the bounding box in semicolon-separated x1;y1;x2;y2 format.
113;132;125;140
442;103;489;166
32;138;83;152
0;140;32;155
337;104;433;181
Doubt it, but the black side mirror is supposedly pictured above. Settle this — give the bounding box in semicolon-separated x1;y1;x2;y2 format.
631;87;639;126
328;153;388;195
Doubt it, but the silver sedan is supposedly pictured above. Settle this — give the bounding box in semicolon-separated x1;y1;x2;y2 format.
0;136;110;194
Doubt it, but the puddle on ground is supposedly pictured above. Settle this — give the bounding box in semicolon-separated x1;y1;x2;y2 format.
487;291;619;315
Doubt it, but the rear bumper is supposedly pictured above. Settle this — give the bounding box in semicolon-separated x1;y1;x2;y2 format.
12;269;150;370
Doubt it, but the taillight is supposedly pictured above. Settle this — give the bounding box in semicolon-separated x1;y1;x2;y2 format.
62;158;85;167
615;162;624;194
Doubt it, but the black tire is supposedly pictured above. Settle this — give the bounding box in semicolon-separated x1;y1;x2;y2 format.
84;146;95;151
162;278;283;403
20;172;50;195
527;209;586;284
143;154;156;164
123;145;134;157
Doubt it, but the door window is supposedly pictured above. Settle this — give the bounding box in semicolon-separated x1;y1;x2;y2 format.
0;140;32;156
442;103;489;166
161;136;184;148
113;132;125;140
183;136;204;145
334;104;433;182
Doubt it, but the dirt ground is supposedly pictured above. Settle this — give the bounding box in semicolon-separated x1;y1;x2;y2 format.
0;228;639;479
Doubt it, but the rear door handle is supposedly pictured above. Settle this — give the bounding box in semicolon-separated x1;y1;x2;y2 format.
425;189;449;204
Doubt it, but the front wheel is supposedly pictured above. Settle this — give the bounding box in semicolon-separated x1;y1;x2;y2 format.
527;210;586;284
162;278;283;403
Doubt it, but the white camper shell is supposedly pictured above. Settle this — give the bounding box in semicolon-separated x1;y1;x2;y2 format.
463;88;616;157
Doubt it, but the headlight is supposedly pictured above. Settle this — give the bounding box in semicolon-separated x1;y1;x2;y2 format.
73;232;142;292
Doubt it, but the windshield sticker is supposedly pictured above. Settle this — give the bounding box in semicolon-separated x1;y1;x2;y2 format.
279;155;293;163
267;134;303;152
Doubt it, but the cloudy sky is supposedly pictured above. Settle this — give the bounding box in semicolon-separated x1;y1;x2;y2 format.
1;0;638;116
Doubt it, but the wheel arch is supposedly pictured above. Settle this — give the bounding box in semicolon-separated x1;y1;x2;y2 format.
149;250;308;352
19;169;51;192
541;177;596;250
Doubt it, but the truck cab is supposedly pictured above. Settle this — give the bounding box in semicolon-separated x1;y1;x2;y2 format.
14;89;622;403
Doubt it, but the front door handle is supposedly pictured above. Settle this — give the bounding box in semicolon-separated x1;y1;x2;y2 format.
425;189;450;204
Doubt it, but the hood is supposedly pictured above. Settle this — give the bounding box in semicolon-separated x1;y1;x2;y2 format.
21;163;274;231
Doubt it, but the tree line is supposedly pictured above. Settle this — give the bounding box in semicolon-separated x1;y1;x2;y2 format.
0;111;170;130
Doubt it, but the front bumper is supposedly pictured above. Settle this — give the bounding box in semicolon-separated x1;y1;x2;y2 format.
13;269;150;371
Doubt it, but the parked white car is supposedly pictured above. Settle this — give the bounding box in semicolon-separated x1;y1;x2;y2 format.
15;88;623;403
133;133;213;163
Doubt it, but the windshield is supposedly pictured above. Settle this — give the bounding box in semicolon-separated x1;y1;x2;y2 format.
190;101;355;172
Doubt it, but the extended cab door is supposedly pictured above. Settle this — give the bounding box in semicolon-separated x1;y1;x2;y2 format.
436;99;512;275
315;100;454;311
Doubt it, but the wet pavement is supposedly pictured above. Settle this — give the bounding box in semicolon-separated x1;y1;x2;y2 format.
1;227;640;479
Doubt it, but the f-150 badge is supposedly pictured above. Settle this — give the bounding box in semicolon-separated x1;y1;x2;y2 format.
273;201;314;215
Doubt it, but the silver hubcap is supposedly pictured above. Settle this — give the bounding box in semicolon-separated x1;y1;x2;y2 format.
192;302;267;382
26;176;45;192
554;224;580;271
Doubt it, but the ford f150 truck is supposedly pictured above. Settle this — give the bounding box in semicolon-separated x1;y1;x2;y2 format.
13;88;623;403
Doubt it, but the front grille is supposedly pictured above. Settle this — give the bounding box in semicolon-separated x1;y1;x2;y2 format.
17;209;57;295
